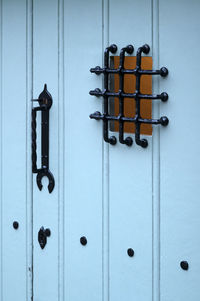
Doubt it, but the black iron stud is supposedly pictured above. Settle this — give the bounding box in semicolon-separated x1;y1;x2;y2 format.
89;44;169;147
38;227;51;249
80;236;87;246
127;248;134;257
13;221;19;230
180;261;189;270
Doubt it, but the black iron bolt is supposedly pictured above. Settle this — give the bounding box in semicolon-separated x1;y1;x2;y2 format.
180;261;189;270
160;116;169;126
142;44;150;54
140;139;148;148
125;137;133;147
127;248;134;257
161;92;168;102
126;45;134;54
80;236;87;246
109;136;117;145
110;44;117;54
160;67;168;77
45;228;51;237
13;221;19;230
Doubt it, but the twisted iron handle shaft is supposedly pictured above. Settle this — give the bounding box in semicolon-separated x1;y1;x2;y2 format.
32;108;37;173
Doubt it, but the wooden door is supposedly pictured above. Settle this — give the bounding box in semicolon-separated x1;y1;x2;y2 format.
0;1;200;301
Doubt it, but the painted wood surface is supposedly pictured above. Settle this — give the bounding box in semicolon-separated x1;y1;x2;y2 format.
32;0;59;300
159;0;200;300
0;0;32;300
108;1;153;301
63;1;103;301
0;0;200;301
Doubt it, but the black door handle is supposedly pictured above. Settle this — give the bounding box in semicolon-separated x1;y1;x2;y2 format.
32;84;55;193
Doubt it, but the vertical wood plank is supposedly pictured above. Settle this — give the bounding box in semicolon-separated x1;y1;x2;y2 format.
33;0;59;300
102;2;110;301
26;0;33;299
152;0;161;300
0;0;2;299
1;0;30;299
109;1;153;301
63;1;103;301
159;1;200;300
58;0;64;299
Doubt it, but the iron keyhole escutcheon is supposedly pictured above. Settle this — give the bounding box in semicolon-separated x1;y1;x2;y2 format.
38;227;51;249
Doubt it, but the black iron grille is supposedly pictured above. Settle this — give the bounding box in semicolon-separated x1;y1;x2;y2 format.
89;44;169;147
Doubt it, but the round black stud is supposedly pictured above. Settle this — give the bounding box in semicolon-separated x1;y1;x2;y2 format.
126;45;134;54
125;137;133;146
180;261;189;271
109;136;117;145
45;228;51;237
13;221;19;230
94;111;101;116
127;248;134;257
89;111;101;120
160;92;168;102
94;88;102;94
142;44;150;54
110;44;118;54
80;236;87;246
92;66;102;75
160;67;168;77
140;139;148;148
89;88;101;96
160;116;169;126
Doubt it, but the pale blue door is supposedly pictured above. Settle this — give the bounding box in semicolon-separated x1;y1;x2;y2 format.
0;0;200;301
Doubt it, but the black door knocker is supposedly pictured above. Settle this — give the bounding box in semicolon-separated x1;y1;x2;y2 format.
89;44;169;147
32;84;55;193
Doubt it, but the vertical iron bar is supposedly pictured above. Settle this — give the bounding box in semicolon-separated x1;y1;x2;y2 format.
32;106;42;173
135;45;149;148
118;48;125;144
41;108;49;170
32;109;37;172
103;45;117;145
118;46;133;146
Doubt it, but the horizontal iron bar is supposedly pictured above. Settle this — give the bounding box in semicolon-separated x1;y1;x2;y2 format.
90;112;168;125
89;89;168;101
90;66;168;77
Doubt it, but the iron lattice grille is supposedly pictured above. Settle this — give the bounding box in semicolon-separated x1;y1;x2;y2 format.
89;44;169;148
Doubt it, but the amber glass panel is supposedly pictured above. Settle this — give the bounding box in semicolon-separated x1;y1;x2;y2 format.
114;56;152;135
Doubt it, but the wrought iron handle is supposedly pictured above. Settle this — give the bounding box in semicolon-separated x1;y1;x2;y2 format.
32;84;55;193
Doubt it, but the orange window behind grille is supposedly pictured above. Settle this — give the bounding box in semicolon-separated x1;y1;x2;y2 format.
114;56;152;135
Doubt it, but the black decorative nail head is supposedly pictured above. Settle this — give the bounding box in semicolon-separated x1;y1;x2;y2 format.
180;261;189;270
13;221;19;230
127;248;134;257
80;236;87;246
